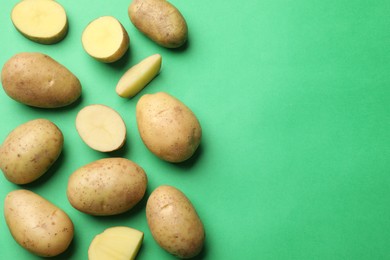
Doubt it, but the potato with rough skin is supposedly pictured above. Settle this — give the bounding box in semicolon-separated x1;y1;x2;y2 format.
0;119;63;184
4;189;74;257
67;158;148;216
136;92;202;163
146;185;205;258
128;0;188;48
1;52;81;108
11;0;68;44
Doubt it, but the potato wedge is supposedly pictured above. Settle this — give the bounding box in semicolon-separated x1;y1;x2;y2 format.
75;104;126;152
82;16;129;63
11;0;68;44
116;54;162;98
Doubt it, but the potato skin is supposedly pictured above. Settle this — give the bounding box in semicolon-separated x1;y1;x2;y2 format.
146;185;205;258
128;0;188;48
0;119;63;184
4;189;74;257
136;92;202;163
67;158;148;216
1;52;81;108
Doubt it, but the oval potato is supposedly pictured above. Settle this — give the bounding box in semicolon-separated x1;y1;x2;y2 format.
4;189;74;257
146;185;205;258
67;158;148;216
136;92;202;163
1;52;82;108
128;0;188;48
0;118;63;184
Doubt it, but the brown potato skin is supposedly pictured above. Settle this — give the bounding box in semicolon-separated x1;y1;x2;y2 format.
136;92;202;163
67;158;148;216
0;119;64;184
1;52;81;108
128;0;188;48
146;185;205;258
4;189;74;257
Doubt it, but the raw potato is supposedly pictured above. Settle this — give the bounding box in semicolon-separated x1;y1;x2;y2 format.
75;104;126;152
116;54;162;98
88;226;143;260
1;52;82;108
136;92;202;163
11;0;68;44
128;0;188;48
82;16;129;63
67;158;148;216
0;119;63;184
4;189;74;257
146;185;205;258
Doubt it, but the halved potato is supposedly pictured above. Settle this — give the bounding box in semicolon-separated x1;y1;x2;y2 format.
116;54;162;98
82;16;129;63
88;227;143;260
75;104;126;152
11;0;68;44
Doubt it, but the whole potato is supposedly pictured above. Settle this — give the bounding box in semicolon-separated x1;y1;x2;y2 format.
128;0;188;48
1;52;81;108
146;185;205;258
0;118;63;184
136;92;202;163
67;158;148;216
4;189;74;257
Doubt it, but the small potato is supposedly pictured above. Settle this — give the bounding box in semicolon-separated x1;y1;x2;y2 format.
1;52;82;108
11;0;68;44
146;185;205;258
128;0;188;48
136;92;202;163
0;119;63;184
67;158;147;216
4;189;74;257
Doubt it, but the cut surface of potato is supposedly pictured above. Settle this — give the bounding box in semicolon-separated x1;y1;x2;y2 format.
82;16;129;63
75;104;126;152
116;54;162;98
11;0;68;44
88;226;143;260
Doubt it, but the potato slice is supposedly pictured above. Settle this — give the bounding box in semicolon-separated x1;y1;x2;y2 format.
116;54;162;98
88;227;143;260
75;104;126;152
11;0;68;44
82;16;129;63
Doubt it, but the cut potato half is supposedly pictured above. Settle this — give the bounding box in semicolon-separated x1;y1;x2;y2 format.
76;104;126;152
82;16;129;63
116;54;162;98
88;227;143;260
11;0;68;44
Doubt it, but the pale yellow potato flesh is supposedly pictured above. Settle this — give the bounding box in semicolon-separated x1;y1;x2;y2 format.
11;0;68;44
82;16;129;63
75;104;126;152
116;54;162;98
88;226;143;260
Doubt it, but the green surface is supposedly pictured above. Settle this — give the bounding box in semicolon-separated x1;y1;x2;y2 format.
1;0;390;259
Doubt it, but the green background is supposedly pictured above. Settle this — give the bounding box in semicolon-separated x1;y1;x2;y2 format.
1;0;390;259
